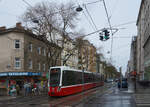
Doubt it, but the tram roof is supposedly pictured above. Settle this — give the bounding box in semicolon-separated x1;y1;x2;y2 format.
50;66;93;74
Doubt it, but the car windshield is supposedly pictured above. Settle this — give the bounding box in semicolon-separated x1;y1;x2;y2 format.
122;78;127;81
50;68;61;87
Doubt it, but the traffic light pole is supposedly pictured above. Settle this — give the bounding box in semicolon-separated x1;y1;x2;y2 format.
102;0;114;61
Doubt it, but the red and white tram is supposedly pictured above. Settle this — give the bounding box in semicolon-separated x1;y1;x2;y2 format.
48;66;104;96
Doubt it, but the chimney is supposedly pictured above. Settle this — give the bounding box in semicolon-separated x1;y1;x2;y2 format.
16;22;23;29
0;26;6;31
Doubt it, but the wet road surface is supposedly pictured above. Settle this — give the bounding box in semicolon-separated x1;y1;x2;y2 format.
0;82;136;107
78;84;136;107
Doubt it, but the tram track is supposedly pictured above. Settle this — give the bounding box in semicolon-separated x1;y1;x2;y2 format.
0;83;112;107
49;85;107;106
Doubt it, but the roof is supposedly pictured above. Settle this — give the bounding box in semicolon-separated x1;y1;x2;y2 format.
0;27;61;48
0;27;45;41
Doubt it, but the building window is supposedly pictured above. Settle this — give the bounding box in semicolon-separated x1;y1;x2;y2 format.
15;40;20;49
29;59;32;69
29;43;32;52
38;63;41;71
37;47;41;55
43;64;45;71
15;57;21;69
43;48;46;56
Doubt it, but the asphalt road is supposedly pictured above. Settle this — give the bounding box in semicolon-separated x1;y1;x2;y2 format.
0;82;136;107
77;83;136;107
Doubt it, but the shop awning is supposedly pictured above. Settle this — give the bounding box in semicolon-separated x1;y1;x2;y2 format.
0;72;41;77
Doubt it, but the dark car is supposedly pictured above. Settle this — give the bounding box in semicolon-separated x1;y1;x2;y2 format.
118;78;128;88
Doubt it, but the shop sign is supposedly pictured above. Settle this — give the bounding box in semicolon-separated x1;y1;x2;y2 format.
8;72;28;76
0;73;7;76
0;72;41;76
29;72;41;76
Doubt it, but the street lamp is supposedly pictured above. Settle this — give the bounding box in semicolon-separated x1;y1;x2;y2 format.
76;6;83;12
32;5;83;24
32;18;39;23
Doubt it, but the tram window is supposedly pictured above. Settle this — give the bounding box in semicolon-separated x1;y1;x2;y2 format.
76;72;82;84
84;73;88;83
89;73;93;82
50;68;60;87
62;70;76;86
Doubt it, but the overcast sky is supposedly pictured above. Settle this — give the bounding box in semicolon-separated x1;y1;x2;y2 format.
0;0;141;75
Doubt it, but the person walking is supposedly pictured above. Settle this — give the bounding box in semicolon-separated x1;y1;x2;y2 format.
32;82;37;96
16;84;20;96
38;82;42;95
36;82;40;95
23;82;28;96
28;82;32;96
11;84;17;97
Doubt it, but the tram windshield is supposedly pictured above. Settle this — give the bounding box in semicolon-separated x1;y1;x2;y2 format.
50;68;61;87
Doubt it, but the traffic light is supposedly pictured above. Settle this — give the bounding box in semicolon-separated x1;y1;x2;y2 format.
99;36;104;41
103;29;110;40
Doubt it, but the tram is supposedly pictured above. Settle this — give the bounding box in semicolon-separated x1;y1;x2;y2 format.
48;66;104;96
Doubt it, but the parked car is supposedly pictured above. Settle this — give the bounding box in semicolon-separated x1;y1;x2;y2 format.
118;78;128;88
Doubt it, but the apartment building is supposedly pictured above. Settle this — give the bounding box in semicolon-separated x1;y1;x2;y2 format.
130;37;137;73
0;23;61;93
61;36;78;69
78;40;97;72
137;0;150;80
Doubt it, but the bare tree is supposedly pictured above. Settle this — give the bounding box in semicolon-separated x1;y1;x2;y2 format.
21;1;80;67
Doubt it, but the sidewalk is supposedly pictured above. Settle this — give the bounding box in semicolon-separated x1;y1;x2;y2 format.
0;96;17;101
0;90;48;102
133;81;150;107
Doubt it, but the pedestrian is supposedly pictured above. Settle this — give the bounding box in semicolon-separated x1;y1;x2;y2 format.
10;84;17;97
28;82;32;96
36;82;40;95
26;82;31;96
8;83;11;96
38;82;43;95
43;81;47;94
23;82;28;96
31;82;34;96
32;82;37;95
38;82;42;95
16;84;20;96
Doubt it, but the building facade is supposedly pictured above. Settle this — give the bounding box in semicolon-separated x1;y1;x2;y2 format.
137;0;150;80
61;37;78;69
129;36;137;74
78;40;97;72
0;23;61;94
